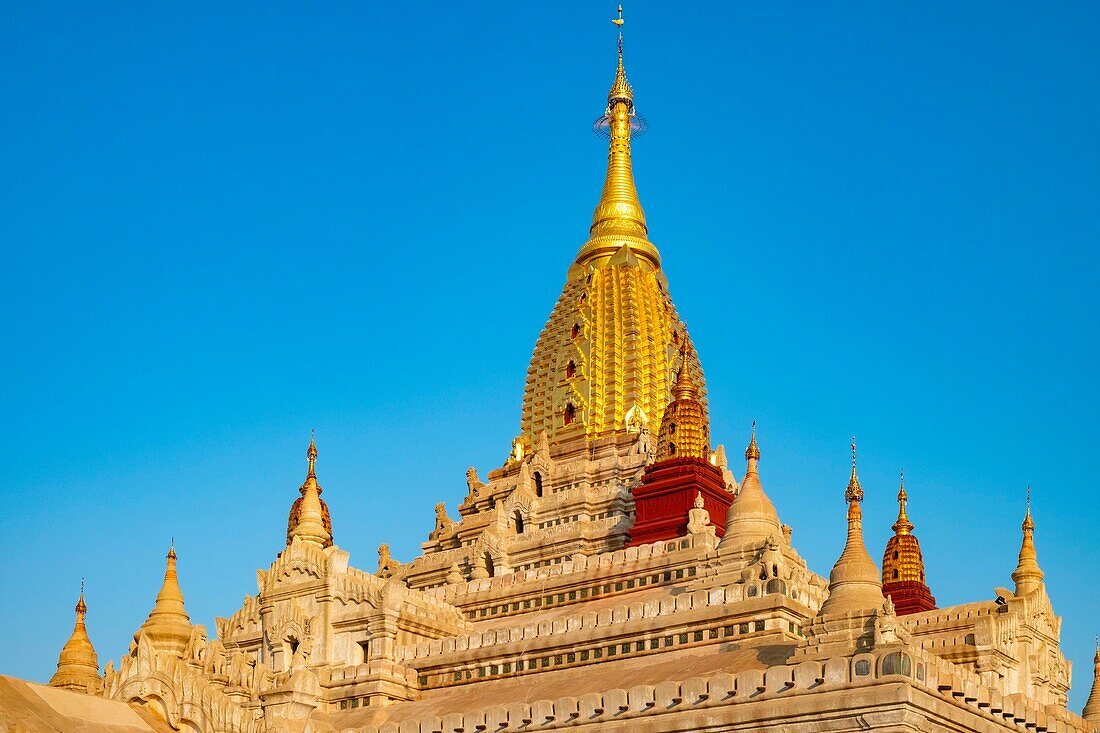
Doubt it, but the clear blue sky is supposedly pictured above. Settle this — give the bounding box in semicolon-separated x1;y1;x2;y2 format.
2;0;1098;710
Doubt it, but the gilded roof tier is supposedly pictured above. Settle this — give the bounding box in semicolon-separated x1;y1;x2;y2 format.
520;35;706;446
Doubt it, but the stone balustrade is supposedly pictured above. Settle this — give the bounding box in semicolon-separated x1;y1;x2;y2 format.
423;535;701;603
394;581;807;666
333;644;1091;733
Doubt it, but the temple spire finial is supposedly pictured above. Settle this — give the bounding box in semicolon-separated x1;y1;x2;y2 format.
574;3;657;271
307;429;318;479
893;469;913;535
845;437;863;503
745;420;760;463
672;342;697;401
608;6;632;107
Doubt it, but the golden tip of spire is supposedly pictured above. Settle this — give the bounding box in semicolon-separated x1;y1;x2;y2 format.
672;343;697;400
745;421;760;461
306;431;318;479
892;471;913;535
607;9;633;107
845;437;864;503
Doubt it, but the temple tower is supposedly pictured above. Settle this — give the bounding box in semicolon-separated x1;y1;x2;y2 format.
880;471;937;614
135;544;193;656
628;346;730;545
717;423;782;550
49;581;100;694
286;433;333;547
520;28;705;447
1011;488;1044;597
818;440;887;615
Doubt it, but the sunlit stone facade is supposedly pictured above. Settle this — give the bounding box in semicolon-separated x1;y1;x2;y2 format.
4;26;1100;733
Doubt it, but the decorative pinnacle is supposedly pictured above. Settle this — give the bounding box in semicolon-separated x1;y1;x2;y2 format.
672;343;697;401
608;6;633;108
307;430;318;479
745;421;760;462
76;577;87;616
845;437;864;503
893;469;913;535
1023;485;1034;530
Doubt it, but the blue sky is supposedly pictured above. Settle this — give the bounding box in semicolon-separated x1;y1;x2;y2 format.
2;0;1099;710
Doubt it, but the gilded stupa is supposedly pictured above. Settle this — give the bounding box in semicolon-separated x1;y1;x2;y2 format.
47;581;100;694
5;9;1095;733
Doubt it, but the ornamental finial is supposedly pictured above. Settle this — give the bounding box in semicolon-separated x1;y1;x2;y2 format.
307;430;318;479
845;437;863;503
608;6;633;107
1023;485;1034;530
76;577;87;616
672;342;697;401
745;421;760;462
892;469;913;535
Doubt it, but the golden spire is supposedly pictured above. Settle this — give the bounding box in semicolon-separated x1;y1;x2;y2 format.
818;438;886;615
50;579;100;693
1084;635;1100;723
719;422;782;549
574;6;659;271
1011;487;1044;596
288;434;332;547
136;543;193;656
892;469;913;535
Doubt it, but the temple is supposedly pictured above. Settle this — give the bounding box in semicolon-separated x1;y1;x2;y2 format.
3;14;1097;733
